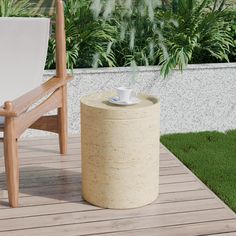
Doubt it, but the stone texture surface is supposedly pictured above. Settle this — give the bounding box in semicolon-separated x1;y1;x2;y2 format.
24;63;236;137
81;92;160;209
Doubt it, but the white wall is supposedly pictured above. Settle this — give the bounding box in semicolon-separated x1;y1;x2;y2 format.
25;63;236;137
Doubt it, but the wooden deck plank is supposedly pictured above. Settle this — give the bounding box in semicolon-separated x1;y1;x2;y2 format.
0;199;225;231
206;232;236;236
96;219;236;236
0;180;204;200
0;172;195;187
0;166;187;184
164;144;236;216
0;209;234;236
20;142;184;154
0;148;172;161
0;197;222;220
0;157;178;168
0;136;234;236
0;189;214;209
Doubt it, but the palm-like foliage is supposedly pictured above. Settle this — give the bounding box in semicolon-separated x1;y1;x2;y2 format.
1;0;235;76
112;0;234;76
159;0;234;76
0;0;35;17
220;3;236;62
228;17;236;62
111;0;165;67
46;0;117;70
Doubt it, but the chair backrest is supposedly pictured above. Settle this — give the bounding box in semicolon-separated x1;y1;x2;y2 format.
0;17;50;106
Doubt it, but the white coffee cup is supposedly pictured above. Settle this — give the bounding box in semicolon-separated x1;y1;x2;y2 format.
116;87;133;102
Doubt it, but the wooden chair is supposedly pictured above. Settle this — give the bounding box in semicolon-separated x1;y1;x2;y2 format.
0;0;72;208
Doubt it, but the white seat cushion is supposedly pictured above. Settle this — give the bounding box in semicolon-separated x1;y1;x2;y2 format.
0;17;50;106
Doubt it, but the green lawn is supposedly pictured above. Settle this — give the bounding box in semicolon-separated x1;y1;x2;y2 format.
161;130;236;212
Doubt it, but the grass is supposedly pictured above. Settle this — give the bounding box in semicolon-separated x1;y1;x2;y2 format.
161;130;236;212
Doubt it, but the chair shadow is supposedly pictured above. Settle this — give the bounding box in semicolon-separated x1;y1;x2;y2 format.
0;166;85;207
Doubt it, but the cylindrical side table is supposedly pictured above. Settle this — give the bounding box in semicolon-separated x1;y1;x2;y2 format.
80;91;160;209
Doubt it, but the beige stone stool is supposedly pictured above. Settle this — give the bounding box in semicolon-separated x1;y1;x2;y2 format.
80;91;160;209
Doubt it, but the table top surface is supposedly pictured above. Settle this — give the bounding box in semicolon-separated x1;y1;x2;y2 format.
80;91;159;110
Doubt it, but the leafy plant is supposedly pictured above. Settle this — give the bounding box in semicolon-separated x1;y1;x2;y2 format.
110;0;235;76
111;0;166;67
46;0;117;70
0;0;35;17
225;9;236;62
158;0;234;76
1;0;235;77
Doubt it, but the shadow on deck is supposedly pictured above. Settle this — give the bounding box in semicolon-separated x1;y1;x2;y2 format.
0;136;235;236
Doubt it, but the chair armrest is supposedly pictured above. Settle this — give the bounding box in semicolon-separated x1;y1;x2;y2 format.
1;75;73;117
0;107;17;117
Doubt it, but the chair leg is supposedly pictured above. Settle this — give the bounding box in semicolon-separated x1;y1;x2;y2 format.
4;120;19;208
58;85;68;155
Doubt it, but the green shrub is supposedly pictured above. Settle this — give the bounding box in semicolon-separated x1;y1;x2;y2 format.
110;0;166;67
110;0;235;76
46;0;117;70
227;14;236;62
157;0;235;76
1;0;235;76
0;0;35;17
102;0;235;76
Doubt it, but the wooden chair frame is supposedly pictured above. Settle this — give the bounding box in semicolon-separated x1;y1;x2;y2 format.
0;0;72;208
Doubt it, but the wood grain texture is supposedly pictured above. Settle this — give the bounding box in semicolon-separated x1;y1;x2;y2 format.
30;115;59;133
56;0;68;155
0;0;71;207
0;136;234;235
0;76;72;119
11;76;72;117
3;102;19;207
0;107;16;117
15;89;62;138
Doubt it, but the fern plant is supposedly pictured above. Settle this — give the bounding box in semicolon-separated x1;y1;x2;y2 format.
0;0;35;17
159;0;234;76
1;0;235;76
111;0;234;76
111;0;166;67
46;0;117;70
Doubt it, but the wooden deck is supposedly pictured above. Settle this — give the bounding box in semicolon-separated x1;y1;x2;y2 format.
0;136;235;236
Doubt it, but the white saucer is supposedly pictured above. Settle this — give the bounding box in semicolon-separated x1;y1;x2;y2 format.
108;96;140;106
